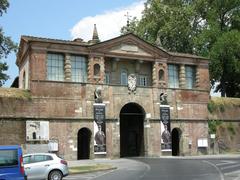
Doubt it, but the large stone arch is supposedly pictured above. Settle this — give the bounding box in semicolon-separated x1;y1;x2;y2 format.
119;102;146;157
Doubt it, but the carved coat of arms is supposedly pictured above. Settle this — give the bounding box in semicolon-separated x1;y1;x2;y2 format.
128;74;137;92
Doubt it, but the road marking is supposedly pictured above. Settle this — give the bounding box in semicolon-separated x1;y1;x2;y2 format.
221;164;240;170
64;176;86;180
91;169;116;179
216;161;236;166
233;175;240;180
203;160;224;180
225;170;240;176
139;163;151;179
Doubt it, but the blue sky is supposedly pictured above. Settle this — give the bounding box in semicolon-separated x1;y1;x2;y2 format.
2;0;144;87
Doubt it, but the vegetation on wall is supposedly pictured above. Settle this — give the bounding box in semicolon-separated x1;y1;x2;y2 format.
208;97;240;153
227;122;236;136
208;119;222;134
0;88;31;99
208;97;240;114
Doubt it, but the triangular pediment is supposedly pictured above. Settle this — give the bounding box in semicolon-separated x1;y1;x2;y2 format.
88;33;169;59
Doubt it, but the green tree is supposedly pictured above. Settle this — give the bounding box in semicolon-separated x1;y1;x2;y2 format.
121;0;240;97
209;30;240;97
0;0;17;86
121;0;199;53
195;0;240;97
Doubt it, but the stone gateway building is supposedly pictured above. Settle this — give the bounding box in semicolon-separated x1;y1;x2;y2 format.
0;27;210;160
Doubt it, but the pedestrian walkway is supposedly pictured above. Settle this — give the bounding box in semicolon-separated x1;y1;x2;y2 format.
68;158;144;169
68;154;240;168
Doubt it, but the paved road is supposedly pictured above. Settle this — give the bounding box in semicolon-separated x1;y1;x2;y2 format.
203;158;240;180
64;157;240;180
64;158;148;180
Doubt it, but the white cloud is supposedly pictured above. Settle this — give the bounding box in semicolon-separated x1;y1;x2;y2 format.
70;1;145;42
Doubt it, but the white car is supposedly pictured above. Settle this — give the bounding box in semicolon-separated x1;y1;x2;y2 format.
23;153;68;180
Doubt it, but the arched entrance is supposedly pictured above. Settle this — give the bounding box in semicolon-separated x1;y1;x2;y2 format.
120;103;145;157
77;128;91;160
172;128;181;156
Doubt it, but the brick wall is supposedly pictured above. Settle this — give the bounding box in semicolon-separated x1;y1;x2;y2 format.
208;97;240;153
0;119;26;145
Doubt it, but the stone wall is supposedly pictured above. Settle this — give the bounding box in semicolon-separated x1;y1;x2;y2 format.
208;97;240;153
0;119;26;145
0;85;209;159
171;120;208;155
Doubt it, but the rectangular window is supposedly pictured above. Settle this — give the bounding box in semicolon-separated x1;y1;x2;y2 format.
138;75;148;86
121;70;128;85
47;53;64;81
71;55;87;82
168;64;179;88
185;65;196;89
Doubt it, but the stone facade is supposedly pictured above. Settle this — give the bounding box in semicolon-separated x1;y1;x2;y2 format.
0;33;210;159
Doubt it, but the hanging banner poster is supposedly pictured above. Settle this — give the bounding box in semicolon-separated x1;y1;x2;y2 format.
93;103;106;154
160;105;172;151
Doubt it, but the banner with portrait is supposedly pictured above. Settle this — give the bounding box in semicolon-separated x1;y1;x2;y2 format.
160;105;172;151
93;103;106;154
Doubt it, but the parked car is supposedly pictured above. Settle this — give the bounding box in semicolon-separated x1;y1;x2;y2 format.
23;153;68;180
0;145;26;180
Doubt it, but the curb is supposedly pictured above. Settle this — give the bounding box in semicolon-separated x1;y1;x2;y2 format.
69;166;117;175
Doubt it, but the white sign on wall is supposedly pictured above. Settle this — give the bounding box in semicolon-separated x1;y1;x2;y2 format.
210;134;216;139
197;138;208;147
26;121;49;141
48;140;58;152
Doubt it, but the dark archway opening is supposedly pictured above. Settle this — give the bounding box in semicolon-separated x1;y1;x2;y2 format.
120;103;145;157
32;132;36;140
78;128;91;160
172;128;181;156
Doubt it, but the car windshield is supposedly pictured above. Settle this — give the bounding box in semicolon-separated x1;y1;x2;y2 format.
0;150;18;167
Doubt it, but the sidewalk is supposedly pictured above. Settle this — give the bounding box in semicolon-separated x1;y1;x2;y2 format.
68;158;142;168
68;154;240;168
67;158;148;174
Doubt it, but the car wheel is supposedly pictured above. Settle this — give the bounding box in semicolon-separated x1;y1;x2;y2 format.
48;170;63;180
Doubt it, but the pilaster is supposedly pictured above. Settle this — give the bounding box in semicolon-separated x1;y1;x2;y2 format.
195;66;200;88
179;65;186;88
64;54;71;81
152;62;158;87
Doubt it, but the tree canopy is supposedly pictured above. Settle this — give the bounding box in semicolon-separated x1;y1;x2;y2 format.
121;0;240;97
0;0;17;87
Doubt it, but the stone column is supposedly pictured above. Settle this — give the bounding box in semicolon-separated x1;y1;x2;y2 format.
64;54;71;81
99;57;105;84
144;118;151;156
136;60;143;73
195;66;200;88
87;56;94;83
179;65;186;88
152;62;159;87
